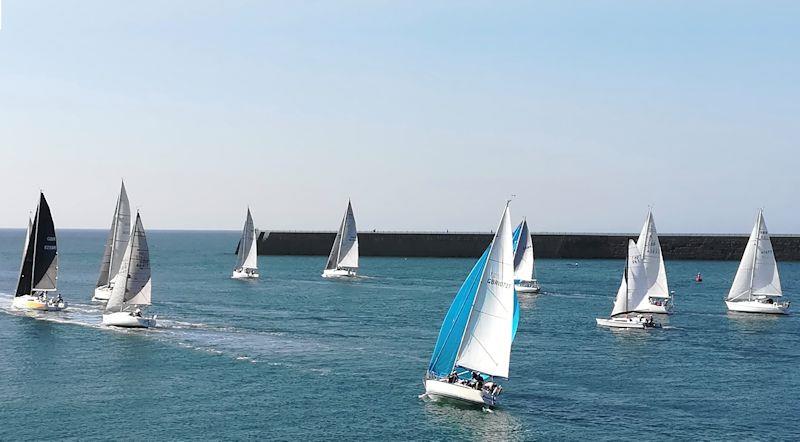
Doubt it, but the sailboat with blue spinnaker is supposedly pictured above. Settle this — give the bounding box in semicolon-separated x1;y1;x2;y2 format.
423;204;519;407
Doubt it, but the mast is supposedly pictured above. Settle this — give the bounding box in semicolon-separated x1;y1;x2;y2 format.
747;210;761;302
624;245;629;314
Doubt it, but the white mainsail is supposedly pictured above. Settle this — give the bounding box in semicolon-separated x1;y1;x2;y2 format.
106;213;151;313
235;208;258;271
96;182;131;288
513;219;535;281
727;210;781;302
611;240;648;317
455;205;515;379
636;210;669;300
325;201;359;270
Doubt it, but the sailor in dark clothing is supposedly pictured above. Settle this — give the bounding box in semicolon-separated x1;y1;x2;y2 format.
471;371;484;389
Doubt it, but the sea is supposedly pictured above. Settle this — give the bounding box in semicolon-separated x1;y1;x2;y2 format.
0;229;798;440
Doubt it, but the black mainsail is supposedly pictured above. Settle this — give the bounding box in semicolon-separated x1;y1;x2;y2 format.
15;193;58;296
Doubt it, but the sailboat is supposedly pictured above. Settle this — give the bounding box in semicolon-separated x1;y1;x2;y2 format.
725;210;789;314
634;210;673;314
12;192;67;311
512;219;540;293
322;200;359;278
423;204;518;407
596;240;661;329
102;212;157;328
232;208;259;279
93;181;131;301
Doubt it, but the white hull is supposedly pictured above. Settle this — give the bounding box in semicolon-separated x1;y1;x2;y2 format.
423;379;497;407
103;311;157;328
322;268;357;278
92;285;112;302
596;315;660;329
725;300;789;315
12;294;67;312
231;269;259;279
514;279;540;294
634;297;673;314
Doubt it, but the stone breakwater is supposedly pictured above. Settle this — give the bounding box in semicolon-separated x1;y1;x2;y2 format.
254;231;800;260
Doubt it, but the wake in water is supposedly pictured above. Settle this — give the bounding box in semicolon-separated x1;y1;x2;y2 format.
0;292;326;368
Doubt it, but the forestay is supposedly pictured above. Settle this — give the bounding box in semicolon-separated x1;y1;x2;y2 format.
96;182;131;287
106;213;152;313
636;210;669;299
728;210;781;301
428;206;519;379
455;206;515;379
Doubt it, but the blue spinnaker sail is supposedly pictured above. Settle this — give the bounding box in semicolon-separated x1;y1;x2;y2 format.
512;221;523;253
512;290;519;341
427;247;490;377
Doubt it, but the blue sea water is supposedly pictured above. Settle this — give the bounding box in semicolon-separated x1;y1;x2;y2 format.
0;229;798;440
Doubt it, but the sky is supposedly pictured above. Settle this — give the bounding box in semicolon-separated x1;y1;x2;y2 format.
0;0;798;233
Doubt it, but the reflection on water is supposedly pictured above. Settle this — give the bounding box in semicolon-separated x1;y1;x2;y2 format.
726;311;782;333
422;396;526;441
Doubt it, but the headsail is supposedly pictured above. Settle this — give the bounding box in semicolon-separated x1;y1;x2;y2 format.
15;218;34;297
235;208;258;270
428;205;518;379
636;210;669;299
728;210;781;301
455;205;515;379
611;240;646;317
325;201;359;270
96;182;131;287
106;213;152;313
512;219;535;281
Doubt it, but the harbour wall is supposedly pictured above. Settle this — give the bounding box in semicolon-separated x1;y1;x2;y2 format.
256;231;800;261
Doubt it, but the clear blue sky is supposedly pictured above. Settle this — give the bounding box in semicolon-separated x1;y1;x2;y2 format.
1;1;798;233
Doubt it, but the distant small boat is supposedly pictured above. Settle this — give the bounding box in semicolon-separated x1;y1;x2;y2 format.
322;200;359;278
232;208;259;279
725;210;789;314
93;181;131;301
512;219;540;293
596;240;661;329
634;209;673;314
12;192;67;312
423;204;519;408
103;212;157;328
695;273;703;283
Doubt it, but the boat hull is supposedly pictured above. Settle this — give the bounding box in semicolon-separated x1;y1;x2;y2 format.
514;279;540;294
12;295;67;311
634;297;673;314
92;285;112;302
424;379;497;407
103;312;157;328
725;300;789;315
322;268;357;278
596;316;660;329
231;269;259;279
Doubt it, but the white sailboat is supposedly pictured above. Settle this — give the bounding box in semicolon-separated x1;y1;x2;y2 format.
423;204;518;407
102;212;157;328
93;181;131;301
725;210;789;314
512;219;540;293
596;240;661;329
634;209;673;314
322;200;359;278
12;192;67;311
232;208;259;279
